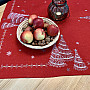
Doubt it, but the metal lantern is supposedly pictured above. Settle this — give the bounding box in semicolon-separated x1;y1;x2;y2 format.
48;0;70;21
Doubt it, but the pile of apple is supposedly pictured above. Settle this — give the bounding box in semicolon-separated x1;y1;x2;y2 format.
20;14;59;46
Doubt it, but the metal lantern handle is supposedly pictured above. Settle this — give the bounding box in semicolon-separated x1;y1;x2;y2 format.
0;0;11;6
52;0;67;7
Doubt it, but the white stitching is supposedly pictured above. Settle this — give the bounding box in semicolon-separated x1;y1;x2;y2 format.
0;30;7;50
0;64;48;69
10;0;16;13
7;12;29;24
80;16;90;19
48;44;67;68
73;49;88;71
1;22;18;29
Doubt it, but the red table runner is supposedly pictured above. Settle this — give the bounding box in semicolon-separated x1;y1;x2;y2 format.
0;0;90;78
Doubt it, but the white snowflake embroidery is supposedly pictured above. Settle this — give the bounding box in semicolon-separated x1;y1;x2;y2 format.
17;6;20;7
77;3;79;4
10;34;12;36
67;68;70;71
6;51;12;56
87;61;90;65
3;18;6;20
44;1;47;3
24;1;26;3
21;10;25;13
31;56;35;59
78;20;80;22
19;49;21;51
85;10;88;12
76;42;79;45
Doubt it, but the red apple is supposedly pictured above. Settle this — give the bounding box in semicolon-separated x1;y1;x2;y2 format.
47;25;59;36
33;18;44;29
20;30;33;43
25;26;32;31
34;28;45;40
28;14;38;25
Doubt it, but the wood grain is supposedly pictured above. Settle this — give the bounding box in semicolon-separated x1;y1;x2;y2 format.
0;4;90;90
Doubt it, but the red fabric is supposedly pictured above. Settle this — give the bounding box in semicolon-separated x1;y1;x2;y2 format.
0;0;90;78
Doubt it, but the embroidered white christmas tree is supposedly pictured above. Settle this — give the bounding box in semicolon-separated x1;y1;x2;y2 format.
58;35;74;61
74;49;88;71
1;22;18;29
7;12;29;23
48;44;67;68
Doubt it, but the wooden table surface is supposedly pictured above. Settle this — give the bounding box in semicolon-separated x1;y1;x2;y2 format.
0;4;90;90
